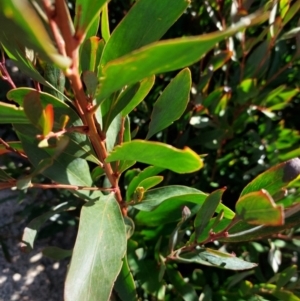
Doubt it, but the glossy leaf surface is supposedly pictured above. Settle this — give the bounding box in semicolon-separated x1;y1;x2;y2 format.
121;76;155;116
0;1;71;68
96;10;269;101
194;188;225;240
146;68;191;139
65;193;126;301
178;248;257;270
0;103;28;124
101;0;188;63
106;140;203;174
126;166;164;201
236;190;284;226
114;256;138;301
240;158;300;197
74;0;107;38
133;185;207;211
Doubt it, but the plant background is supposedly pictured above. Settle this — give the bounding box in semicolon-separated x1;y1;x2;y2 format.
1;0;300;300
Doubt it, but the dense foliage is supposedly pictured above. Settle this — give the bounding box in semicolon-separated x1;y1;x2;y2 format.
1;0;300;300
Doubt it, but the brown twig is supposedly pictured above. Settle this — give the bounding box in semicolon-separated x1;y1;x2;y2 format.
0;180;116;192
0;51;17;89
0;138;27;159
43;0;67;56
48;1;126;215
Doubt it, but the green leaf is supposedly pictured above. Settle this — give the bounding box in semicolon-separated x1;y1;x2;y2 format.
222;209;300;243
74;0;107;38
0;1;71;68
42;246;72;261
9;88;100;164
103;84;140;131
191;218;232;244
146;68;191;139
271;289;300;301
82;71;98;98
121;76;155;116
194;188;226;240
101;0;189;64
166;266;198;301
105;114;122;153
0;40;48;85
96;10;269;101
21;202;76;252
282;0;300;26
133;185;207;211
80;37;104;73
276;265;297;289
127;257;163;294
240;158;300;197
43;62;66;101
64;194;126;301
138;176;164;191
126;166;164;201
0;102;28;124
17;131;93;187
135;195;234;227
101;3;110;43
114;256;138;301
178;248;257;270
236;79;258;104
236;190;284;226
106;140;203;174
23;90;44;130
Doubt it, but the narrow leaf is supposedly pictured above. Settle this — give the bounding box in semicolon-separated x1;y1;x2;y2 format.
43;246;72;261
194;188;226;240
101;3;110;43
146;68;191;139
21;202;76;252
138;176;164;191
135;196;234;227
82;71;98;98
106;140;203;174
178;248;257;270
133;185;207;211
80;37;104;73
96;10;270;101
0;1;71;68
0;102;28;124
240;158;300;197
122;76;155;117
114;256;138;301
236;190;284;226
276;265;297;289
74;0;107;37
103;84;140;131
101;0;189;64
126;166;164;200
64;194;126;301
23;91;43;130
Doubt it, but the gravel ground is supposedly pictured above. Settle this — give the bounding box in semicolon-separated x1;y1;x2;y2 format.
0;189;74;301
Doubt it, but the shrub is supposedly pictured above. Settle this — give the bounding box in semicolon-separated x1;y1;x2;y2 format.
0;1;300;300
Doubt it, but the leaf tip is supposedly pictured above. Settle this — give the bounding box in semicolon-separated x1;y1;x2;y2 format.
282;158;300;182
